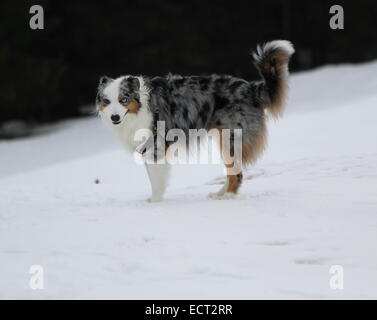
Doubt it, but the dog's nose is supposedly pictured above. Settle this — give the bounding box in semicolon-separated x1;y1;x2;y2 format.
111;114;120;122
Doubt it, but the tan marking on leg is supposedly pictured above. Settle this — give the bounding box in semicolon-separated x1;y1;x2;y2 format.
225;162;243;194
215;128;243;194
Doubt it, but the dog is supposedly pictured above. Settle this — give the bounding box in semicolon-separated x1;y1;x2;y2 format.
96;40;294;202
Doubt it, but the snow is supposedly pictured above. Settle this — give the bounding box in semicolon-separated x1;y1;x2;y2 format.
1;61;377;299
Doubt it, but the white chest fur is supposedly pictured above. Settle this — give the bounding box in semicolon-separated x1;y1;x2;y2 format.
112;105;153;152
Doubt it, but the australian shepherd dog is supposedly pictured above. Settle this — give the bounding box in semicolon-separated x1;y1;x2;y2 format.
96;40;294;202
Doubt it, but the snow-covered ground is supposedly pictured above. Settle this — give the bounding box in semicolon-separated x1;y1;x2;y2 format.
1;61;377;299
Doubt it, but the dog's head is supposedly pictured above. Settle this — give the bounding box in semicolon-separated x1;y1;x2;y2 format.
96;76;142;126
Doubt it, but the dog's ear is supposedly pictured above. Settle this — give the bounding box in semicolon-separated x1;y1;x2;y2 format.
99;76;111;86
130;77;140;91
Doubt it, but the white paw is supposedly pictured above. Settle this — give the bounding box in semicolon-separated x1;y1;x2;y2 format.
208;192;236;200
208;189;226;199
147;196;163;203
208;192;222;199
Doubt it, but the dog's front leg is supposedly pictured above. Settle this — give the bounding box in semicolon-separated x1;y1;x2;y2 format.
137;133;170;202
144;162;170;202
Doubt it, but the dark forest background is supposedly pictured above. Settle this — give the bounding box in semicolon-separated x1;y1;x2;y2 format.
1;0;377;133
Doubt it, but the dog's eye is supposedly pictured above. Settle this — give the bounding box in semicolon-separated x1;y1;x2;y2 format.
102;98;111;105
119;97;129;105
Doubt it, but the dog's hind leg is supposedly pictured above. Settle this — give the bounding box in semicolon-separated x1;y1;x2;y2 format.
145;162;170;202
209;129;243;200
209;162;243;200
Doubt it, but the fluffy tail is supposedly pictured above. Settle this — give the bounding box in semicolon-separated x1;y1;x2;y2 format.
252;40;295;119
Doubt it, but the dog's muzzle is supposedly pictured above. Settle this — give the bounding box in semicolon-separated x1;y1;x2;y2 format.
111;111;128;125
